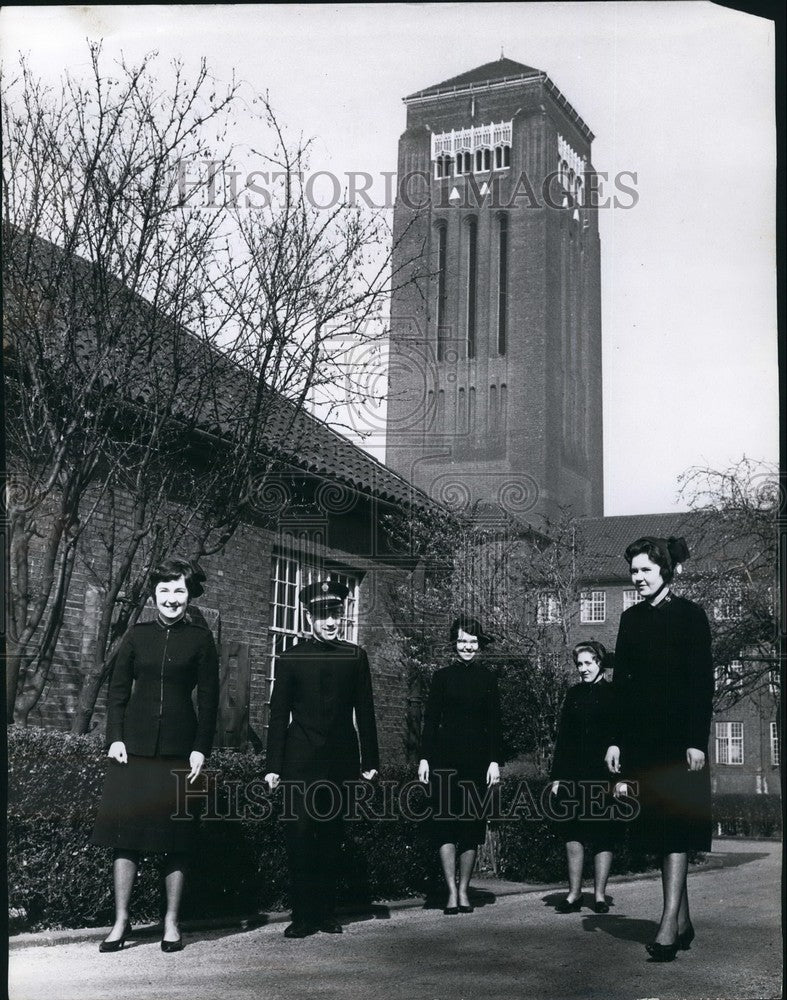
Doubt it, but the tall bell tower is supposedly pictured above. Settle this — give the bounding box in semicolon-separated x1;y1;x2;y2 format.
385;57;603;525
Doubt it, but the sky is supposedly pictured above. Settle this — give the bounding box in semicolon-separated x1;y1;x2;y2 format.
1;2;778;515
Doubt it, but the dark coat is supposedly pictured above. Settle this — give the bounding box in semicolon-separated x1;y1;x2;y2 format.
105;618;219;757
610;592;714;852
420;660;503;778
551;679;615;782
265;637;379;782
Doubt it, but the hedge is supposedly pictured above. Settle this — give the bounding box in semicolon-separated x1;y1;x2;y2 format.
12;726;775;932
713;794;782;838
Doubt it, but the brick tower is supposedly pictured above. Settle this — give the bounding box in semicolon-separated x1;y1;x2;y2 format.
385;57;603;525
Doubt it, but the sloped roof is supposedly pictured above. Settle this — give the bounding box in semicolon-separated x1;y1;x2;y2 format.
5;232;430;510
580;513;701;580
406;57;541;100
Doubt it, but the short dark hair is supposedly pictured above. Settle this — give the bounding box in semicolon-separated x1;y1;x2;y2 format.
571;639;608;669
448;615;493;648
149;558;206;599
624;535;689;584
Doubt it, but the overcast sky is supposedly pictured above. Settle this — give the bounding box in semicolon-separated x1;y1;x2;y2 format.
1;2;778;515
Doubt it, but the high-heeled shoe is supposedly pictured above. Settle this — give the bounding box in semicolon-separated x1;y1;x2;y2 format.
443;906;459;915
99;919;132;953
677;924;696;950
646;940;679;962
555;895;582;913
458;904;474;913
593;900;610;914
161;933;183;953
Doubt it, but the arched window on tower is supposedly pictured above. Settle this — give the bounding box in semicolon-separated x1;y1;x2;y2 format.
475;149;484;172
483;148;491;170
458;387;467;434
455;152;464;176
437;389;445;432
436;222;448;362
500;383;508;433
497;213;508;356
468;387;476;431
489;385;498;436
463;151;472;174
466;218;478;360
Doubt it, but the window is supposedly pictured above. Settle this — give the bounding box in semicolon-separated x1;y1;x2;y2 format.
713;586;742;621
436;223;448;361
466;218;477;359
770;722;780;767
715;722;744;765
580;590;606;624
497;214;508;356
537;593;561;625
623;588;644;610
265;552;360;735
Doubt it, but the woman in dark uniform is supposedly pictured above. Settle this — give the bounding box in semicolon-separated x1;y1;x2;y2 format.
605;536;713;962
91;558;219;953
418;616;502;914
550;640;618;914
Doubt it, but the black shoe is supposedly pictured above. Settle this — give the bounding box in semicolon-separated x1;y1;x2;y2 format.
99;920;132;953
319;919;343;934
646;940;679;962
458;904;474;913
161;935;183;953
443;906;459;915
593;900;610;914
677;924;696;950
284;921;317;938
555;896;582;914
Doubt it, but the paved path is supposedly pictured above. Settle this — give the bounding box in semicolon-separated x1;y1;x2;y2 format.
9;840;782;1000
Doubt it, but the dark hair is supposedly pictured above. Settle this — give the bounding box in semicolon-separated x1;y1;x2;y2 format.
149;558;206;599
449;615;493;648
571;639;608;669
623;535;689;584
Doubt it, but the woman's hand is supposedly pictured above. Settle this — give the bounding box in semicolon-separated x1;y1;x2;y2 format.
418;759;429;784
613;781;630;798
550;780;560;795
187;751;205;784
686;747;706;771
361;769;378;781
605;745;621;773
265;772;281;791
486;762;500;786
107;741;127;764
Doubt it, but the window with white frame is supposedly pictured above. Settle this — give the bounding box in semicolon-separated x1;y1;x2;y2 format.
264;552;361;734
713;586;742;621
580;590;606;623
715;721;744;765
623;588;644;611
537;593;561;625
770;722;780;766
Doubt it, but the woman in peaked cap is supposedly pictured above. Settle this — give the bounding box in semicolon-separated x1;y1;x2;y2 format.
605;536;713;962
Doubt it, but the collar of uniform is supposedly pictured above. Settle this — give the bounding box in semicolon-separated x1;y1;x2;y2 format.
646;585;673;610
156;612;191;629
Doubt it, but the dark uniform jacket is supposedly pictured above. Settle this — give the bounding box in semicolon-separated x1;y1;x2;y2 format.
105;618;220;757
551;679;616;782
610;593;714;764
265;637;379;782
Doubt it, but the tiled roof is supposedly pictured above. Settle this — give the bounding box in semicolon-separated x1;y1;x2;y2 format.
578;511;740;581
6;234;431;511
406;57;541;100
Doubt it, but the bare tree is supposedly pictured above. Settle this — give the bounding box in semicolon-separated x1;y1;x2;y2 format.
678;459;781;719
3;43;423;728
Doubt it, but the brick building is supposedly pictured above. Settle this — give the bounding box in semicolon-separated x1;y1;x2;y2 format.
386;57;603;524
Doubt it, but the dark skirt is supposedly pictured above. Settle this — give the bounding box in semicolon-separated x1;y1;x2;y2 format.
630;758;713;854
428;767;492;850
550;779;623;850
90;754;196;854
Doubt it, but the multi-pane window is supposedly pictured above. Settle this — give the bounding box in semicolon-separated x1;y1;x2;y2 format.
580;590;606;623
770;722;780;766
713;586;742;621
623;588;644;611
265;552;360;735
537;593;561;625
715;721;744;765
